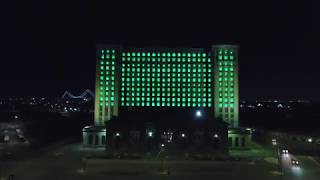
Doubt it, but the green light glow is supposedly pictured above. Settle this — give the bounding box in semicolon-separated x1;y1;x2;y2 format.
98;49;117;108
97;47;237;115
118;51;212;107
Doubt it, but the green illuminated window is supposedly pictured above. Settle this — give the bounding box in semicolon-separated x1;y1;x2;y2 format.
118;50;226;108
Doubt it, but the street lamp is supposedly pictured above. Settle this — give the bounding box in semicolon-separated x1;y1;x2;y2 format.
195;110;202;117
148;131;153;137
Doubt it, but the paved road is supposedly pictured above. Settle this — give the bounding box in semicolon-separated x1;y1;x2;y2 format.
1;158;279;180
280;153;320;180
271;136;320;180
2;141;320;180
84;159;278;180
0;143;281;180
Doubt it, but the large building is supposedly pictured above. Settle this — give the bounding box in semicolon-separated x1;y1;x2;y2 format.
83;44;247;148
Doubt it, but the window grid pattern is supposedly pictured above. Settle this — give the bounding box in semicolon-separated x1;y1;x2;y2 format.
99;49;116;107
217;48;235;113
120;51;213;107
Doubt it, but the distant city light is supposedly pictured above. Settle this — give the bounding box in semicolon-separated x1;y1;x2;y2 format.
181;133;185;138
116;132;120;137
273;142;277;146
277;104;284;108
213;134;219;138
247;105;255;108
161;143;165;147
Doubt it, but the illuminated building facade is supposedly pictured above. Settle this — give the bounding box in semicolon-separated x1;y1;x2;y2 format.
83;44;244;148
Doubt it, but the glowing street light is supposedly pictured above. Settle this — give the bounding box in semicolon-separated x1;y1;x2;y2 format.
148;131;153;137
196;110;202;117
116;132;120;137
181;133;185;138
307;138;312;143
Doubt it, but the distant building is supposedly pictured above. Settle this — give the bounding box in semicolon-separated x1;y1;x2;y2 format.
83;44;249;149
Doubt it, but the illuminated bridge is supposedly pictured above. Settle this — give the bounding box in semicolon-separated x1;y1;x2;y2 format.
62;89;94;100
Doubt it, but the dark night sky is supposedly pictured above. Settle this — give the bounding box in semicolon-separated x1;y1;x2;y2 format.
2;0;320;101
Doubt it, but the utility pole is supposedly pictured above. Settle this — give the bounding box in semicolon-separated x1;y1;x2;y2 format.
276;143;284;180
157;143;170;175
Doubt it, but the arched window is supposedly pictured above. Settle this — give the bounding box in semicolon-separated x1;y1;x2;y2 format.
235;137;239;147
102;135;106;145
95;135;99;145
88;134;93;145
228;137;232;147
241;137;246;147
